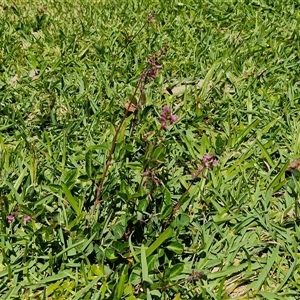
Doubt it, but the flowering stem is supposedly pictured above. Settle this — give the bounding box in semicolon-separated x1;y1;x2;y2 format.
93;79;143;212
93;45;168;212
137;104;178;196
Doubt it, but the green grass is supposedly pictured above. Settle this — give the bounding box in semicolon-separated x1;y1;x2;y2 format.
1;0;300;299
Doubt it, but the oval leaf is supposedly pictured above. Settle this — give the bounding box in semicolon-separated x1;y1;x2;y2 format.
167;241;184;254
170;263;184;278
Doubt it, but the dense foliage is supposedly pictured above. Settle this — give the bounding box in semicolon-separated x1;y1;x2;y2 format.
1;0;300;299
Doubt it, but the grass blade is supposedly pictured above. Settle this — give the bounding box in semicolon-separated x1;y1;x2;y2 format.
146;226;174;256
61;183;81;216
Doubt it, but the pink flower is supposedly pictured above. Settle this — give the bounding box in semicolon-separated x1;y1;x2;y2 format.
148;56;154;64
197;165;204;172
192;154;218;179
140;46;168;89
212;159;218;167
143;58;162;81
163;105;170;114
160;106;178;129
7;215;15;223
202;154;218;168
24;215;32;224
170;115;178;123
203;153;214;163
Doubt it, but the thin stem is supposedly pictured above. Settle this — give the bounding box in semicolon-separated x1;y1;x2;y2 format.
93;45;168;212
93;78;143;212
114;23;148;57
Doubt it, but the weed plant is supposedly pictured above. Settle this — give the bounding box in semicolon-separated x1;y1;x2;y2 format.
1;0;300;299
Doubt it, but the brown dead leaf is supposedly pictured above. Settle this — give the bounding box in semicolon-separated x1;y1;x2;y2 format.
196;79;205;89
224;84;235;93
228;283;248;298
124;102;138;113
9;75;18;87
29;69;39;80
32;31;41;39
169;85;189;95
286;159;300;172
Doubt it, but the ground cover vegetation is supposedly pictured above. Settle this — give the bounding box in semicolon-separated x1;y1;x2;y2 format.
1;0;300;299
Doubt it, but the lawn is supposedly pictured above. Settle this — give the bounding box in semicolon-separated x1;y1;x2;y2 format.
1;0;300;299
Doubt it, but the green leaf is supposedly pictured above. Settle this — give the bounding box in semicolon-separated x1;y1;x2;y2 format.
141;244;152;283
199;59;220;97
116;264;129;299
55;239;85;259
161;205;173;219
215;134;225;155
267;161;289;193
73;275;102;300
105;248;118;262
17;204;35;218
85;150;93;178
152;146;165;160
169;263;184;278
137;199;148;212
166;241;184;254
129;233;140;263
117;114;133;142
61;183;81;216
173;293;181;300
46;280;63;297
146;226;174;256
111;222;126;239
256;292;286;300
275;258;297;292
150;290;161;297
249;246;279;291
14;167;28;190
39;271;74;284
234;119;260;147
256;139;275;168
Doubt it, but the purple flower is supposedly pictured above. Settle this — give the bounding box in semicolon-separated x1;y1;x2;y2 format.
139;46;168;89
170;115;178;123
202;154;214;167
148;56;154;64
159;106;178;129
197;165;204;172
192;154;218;180
202;154;218;168
163;105;170;114
149;69;159;79
24;215;32;224
203;153;214;163
7;215;15;223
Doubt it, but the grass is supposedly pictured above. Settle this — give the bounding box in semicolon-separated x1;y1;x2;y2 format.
1;0;300;299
